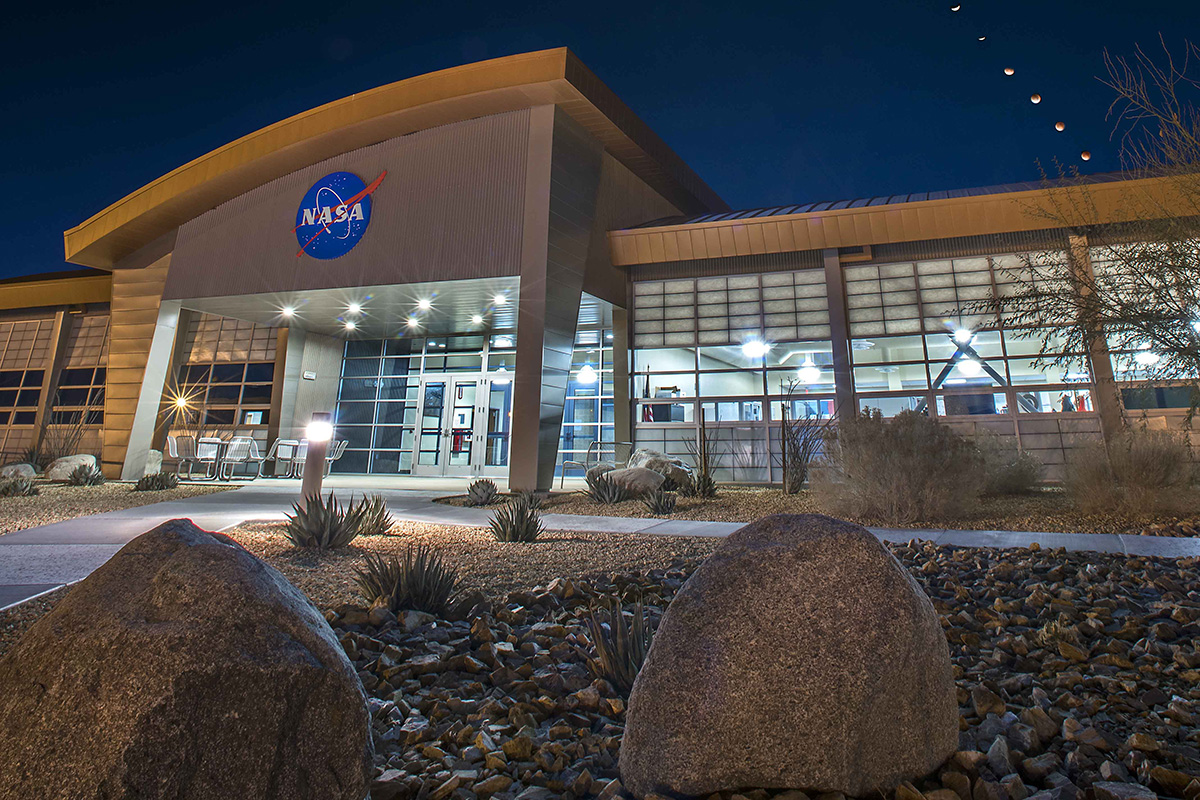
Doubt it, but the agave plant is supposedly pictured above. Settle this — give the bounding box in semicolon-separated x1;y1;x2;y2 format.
284;492;366;550
354;494;394;536
135;471;179;491
582;472;629;505
512;488;544;510
640;488;677;516
488;498;543;542
692;472;718;499
355;545;461;616
0;477;39;497
66;464;106;486
584;598;657;695
466;478;499;507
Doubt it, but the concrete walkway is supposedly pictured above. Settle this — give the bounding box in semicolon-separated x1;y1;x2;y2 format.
2;480;1198;611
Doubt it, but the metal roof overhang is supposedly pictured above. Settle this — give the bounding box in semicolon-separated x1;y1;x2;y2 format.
64;48;727;270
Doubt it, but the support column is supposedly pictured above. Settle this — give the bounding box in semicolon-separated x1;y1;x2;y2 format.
288;332;341;441
266;327;291;447
1069;235;1124;443
32;310;75;452
150;307;195;452
120;300;183;480
509;106;603;491
275;327;310;440
822;248;855;416
612;305;631;447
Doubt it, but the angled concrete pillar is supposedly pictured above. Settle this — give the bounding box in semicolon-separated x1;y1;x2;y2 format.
510;106;604;490
1069;235;1124;443
612;305;631;446
32;310;75;452
822;249;855;416
120;300;183;480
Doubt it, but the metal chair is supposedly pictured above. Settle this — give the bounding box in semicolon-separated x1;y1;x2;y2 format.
323;439;348;476
196;437;223;480
264;438;301;477
166;434;198;479
218;436;265;481
560;440;633;488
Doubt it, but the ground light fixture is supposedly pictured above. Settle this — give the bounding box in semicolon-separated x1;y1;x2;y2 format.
797;356;822;384
576;364;598;385
742;340;771;359
301;413;333;506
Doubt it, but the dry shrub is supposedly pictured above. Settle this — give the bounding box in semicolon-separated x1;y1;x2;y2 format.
1065;428;1193;514
811;409;984;524
977;433;1043;495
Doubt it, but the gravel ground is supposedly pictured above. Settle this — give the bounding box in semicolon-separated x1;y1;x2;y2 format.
0;482;233;536
441;488;1200;536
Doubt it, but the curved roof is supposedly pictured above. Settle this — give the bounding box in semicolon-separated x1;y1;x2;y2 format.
65;48;726;269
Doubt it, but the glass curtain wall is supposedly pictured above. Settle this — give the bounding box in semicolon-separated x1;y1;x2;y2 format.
845;254;1094;418
556;328;615;478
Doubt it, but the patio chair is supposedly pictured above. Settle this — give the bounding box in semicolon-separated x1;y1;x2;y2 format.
560;440;634;488
264;438;302;478
218;436;265;481
196;437;223;480
166;434;198;479
323;439;348;476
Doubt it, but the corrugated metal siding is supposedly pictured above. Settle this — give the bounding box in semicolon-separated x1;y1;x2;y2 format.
846;229;1068;265
628;249;824;281
164;109;532;301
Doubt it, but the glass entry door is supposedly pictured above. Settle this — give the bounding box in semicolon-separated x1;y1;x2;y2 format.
413;375;512;477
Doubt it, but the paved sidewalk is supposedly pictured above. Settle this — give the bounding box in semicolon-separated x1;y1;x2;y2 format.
2;481;1198;611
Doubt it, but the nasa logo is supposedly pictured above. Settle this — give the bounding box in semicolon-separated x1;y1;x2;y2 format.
294;170;387;259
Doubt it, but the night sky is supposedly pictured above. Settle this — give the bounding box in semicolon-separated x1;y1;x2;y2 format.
3;1;1195;280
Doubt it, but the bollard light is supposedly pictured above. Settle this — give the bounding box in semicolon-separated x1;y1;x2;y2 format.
301;412;333;506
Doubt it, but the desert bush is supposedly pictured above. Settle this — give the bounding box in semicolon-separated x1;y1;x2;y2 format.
1065;428;1192;514
811;409;984;524
488;498;544;542
134;471;179;491
354;494;393;536
582;472;629;505
355;546;460;616
66;464;106;486
683;416;720;499
976;433;1042;495
583;598;657;695
0;477;39;497
640;488;677;516
284;492;366;550
466;478;499;507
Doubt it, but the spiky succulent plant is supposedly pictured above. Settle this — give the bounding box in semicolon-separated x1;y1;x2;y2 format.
466;478;499;507
355;545;460;616
284;491;366;550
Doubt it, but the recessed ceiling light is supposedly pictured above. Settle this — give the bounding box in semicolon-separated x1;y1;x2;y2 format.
741;340;771;359
344;320;357;331
417;298;431;310
347;303;362;315
281;307;295;317
406;317;419;328
471;314;484;325
493;294;507;306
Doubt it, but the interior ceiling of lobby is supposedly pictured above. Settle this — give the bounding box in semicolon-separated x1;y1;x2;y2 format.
180;278;615;339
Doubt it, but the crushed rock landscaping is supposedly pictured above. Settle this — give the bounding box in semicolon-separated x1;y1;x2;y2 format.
0;482;233;536
1;522;1197;800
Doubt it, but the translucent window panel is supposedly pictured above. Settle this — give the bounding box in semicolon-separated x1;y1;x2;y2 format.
240;384;273;404
771;397;837;422
939;360;1004;388
699;371;764;397
1004;330;1072;356
634;347;695;372
1007;357;1090;385
211;364;244;383
487;352;516;370
853;363;929;391
1120;385;1190;410
857;395;925;417
924;330;1005;361
636;373;696;397
339;377;378;401
702;401;764;422
936;393;1010;416
728;276;759;289
206;384;241;404
634;281;665;296
698;344;762;371
764;341;833;369
486;382;512;467
339;426;374;449
851;335;926;365
382;357;418;376
370;449;414;475
345;340;383;358
766;367;836;394
376;403;418;425
332;450;369;474
337;402;376;425
378;378;419;401
343;358;380;378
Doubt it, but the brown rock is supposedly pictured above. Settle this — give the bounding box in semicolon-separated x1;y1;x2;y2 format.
0;519;372;799
619;514;958;798
1092;782;1156;800
605;466;666;495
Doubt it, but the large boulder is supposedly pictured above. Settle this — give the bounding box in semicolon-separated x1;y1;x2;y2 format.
0;462;35;479
0;518;372;799
605;466;665;496
620;513;957;798
628;448;694;489
586;462;617;483
43;453;98;481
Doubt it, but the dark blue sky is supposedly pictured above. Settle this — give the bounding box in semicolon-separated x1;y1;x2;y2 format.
2;1;1195;279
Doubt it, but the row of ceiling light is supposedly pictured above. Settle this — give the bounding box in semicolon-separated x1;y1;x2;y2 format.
277;294;510;332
